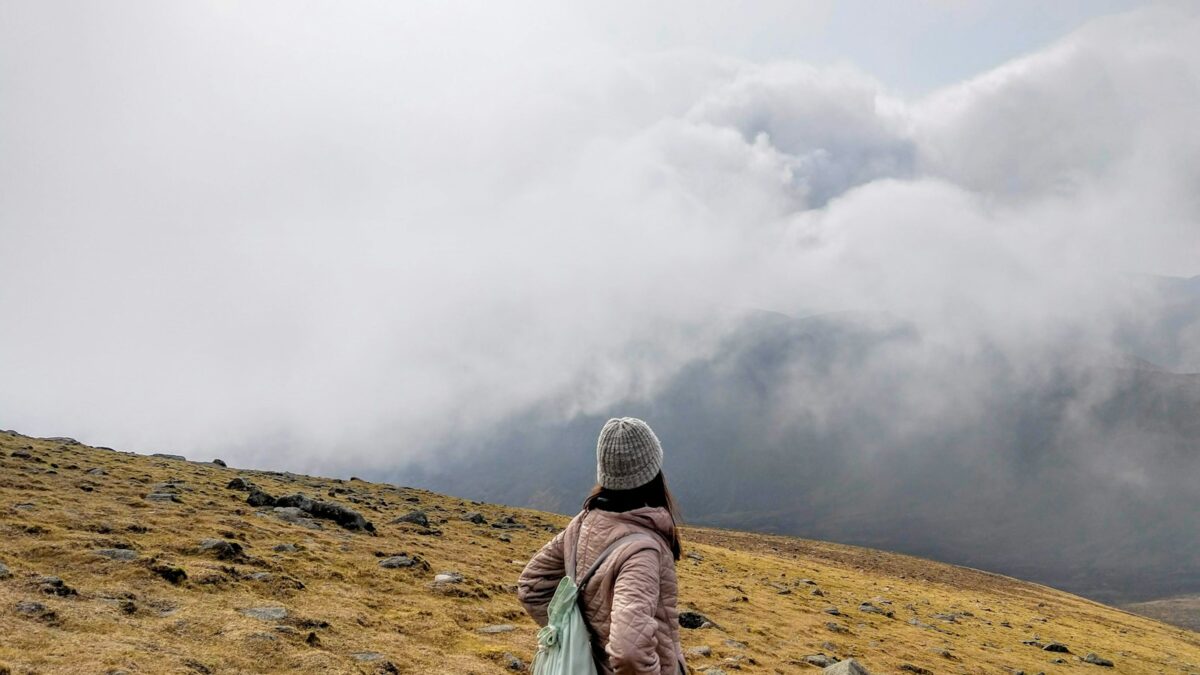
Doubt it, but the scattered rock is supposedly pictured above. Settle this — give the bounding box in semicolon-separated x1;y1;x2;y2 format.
931;613;958;623
211;459;227;467
378;555;429;570
95;548;138;562
226;477;253;491
44;436;80;445
824;607;842;616
478;623;515;634
679;611;710;629
686;551;704;562
15;600;58;623
501;652;525;671
250;491;375;532
352;652;383;662
463;512;487;525
150;563;187;584
391;510;429;528
0;562;10;579
272;507;323;530
11;449;32;459
498;534;512;543
1083;653;1114;667
247;488;275;506
687;646;713;658
145;492;181;503
198;538;246;561
491;515;525;529
433;572;464;584
825;622;849;634
803;654;837;667
86;467;106;476
39;576;77;596
858;602;893;617
823;658;870;675
240;606;288;621
151;453;187;461
900;665;932;675
1043;643;1071;654
273;543;298;553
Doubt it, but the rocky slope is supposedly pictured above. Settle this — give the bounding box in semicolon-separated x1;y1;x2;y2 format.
1;431;1198;674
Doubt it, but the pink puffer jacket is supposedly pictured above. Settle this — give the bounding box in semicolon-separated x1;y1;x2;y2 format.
518;506;686;675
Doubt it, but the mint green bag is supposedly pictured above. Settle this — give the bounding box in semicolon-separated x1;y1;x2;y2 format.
531;531;655;675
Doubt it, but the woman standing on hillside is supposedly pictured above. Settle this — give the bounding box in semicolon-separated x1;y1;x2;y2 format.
518;417;687;674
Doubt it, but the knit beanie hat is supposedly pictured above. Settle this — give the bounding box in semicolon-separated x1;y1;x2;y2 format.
596;417;664;490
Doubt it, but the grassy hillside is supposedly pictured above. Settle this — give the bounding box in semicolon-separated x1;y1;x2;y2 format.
1;431;1198;674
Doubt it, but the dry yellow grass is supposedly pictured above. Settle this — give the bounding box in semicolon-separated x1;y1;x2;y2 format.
1;431;1197;674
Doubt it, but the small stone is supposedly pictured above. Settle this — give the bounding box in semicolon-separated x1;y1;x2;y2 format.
463;512;487;524
498;534;512;543
824;607;842;615
1043;642;1070;653
145;492;181;503
378;555;424;569
150;563;187;584
804;654;834;667
95;548;138;561
227;477;253;491
858;602;893;617
87;467;106;475
433;572;463;584
478;623;515;634
212;459;227;467
899;665;931;675
352;652;383;662
823;659;871;675
0;562;10;579
686;646;713;658
825;622;849;634
240;606;288;621
502;652;525;671
686;551;704;561
150;453;187;461
16;600;47;615
199;539;245;561
679;611;710;629
39;576;77;596
1083;653;1114;667
391;510;429;527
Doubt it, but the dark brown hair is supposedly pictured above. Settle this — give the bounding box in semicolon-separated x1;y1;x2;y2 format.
582;471;682;560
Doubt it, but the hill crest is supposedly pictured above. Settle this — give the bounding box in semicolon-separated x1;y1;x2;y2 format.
1;431;1198;674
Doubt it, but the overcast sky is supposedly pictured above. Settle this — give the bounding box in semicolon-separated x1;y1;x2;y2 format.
1;1;1197;472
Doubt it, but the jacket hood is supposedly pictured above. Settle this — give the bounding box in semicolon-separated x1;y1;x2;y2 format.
588;505;675;544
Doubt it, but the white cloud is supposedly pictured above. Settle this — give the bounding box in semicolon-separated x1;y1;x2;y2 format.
0;3;1196;472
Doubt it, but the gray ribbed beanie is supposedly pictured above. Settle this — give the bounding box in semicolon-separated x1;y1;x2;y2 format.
596;417;664;490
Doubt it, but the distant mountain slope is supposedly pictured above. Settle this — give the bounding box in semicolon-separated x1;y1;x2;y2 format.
2;432;1198;674
406;302;1200;606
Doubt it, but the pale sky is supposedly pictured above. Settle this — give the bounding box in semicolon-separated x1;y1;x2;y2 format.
1;1;1196;469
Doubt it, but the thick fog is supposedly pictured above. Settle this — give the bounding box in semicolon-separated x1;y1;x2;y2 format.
2;0;1198;524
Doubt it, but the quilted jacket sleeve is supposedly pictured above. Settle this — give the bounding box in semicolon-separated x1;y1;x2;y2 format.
606;547;662;675
517;528;566;626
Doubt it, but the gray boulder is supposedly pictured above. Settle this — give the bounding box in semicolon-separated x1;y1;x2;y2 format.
823;658;871;675
391;510;429;528
1083;653;1114;667
95;548;138;561
239;606;288;621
